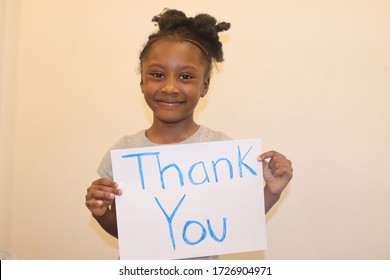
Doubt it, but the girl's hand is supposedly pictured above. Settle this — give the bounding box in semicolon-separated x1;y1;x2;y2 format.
85;178;122;217
258;151;293;196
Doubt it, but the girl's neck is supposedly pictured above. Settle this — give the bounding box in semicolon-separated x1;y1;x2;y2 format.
146;120;200;144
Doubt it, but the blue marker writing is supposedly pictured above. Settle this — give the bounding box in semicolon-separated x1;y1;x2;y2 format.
238;145;257;177
182;218;227;245
154;194;186;250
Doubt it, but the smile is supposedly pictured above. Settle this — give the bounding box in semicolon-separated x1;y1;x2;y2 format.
157;100;185;107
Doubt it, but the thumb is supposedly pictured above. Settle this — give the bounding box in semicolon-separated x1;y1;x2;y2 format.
260;158;274;181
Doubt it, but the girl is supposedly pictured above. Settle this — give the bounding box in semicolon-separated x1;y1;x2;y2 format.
85;9;293;245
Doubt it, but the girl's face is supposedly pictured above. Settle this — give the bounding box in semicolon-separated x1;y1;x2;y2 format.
140;39;210;126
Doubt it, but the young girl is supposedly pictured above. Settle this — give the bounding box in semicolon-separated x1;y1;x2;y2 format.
85;8;293;246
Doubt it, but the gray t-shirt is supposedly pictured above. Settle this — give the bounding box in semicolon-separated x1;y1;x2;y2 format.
97;125;231;180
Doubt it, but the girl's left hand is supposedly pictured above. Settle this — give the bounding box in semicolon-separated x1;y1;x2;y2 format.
258;151;293;195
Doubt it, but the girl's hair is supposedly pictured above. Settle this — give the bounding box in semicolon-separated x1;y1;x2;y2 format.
139;9;231;75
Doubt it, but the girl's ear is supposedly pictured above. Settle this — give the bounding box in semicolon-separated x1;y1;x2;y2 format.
140;78;144;94
201;76;210;97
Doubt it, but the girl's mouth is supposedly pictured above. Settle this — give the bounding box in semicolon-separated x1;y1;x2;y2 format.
158;100;184;107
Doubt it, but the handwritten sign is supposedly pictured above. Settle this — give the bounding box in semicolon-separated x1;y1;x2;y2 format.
111;138;266;259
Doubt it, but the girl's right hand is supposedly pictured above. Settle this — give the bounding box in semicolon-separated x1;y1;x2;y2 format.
85;178;122;217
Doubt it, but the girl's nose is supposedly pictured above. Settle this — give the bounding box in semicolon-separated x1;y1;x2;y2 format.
161;76;179;94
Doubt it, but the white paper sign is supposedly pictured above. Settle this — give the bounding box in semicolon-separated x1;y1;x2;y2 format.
111;138;266;259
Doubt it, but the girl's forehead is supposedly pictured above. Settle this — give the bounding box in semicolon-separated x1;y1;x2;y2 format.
143;39;204;62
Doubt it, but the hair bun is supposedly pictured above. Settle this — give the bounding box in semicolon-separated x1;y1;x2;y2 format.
152;9;189;32
216;22;231;32
151;9;230;62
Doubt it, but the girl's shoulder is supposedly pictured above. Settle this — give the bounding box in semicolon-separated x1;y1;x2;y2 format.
111;130;150;149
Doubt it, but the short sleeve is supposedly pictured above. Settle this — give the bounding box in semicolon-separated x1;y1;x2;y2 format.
96;135;134;180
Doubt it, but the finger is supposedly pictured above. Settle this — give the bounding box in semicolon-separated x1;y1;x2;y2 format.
272;166;293;179
87;180;122;196
85;199;109;217
86;188;116;202
268;157;291;170
86;192;115;209
258;150;284;161
92;178;118;188
85;199;104;209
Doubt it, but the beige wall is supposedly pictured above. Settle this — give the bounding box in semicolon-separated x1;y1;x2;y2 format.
1;0;389;259
0;0;19;256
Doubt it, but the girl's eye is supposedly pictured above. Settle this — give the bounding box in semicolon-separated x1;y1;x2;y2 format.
150;72;164;79
180;74;193;80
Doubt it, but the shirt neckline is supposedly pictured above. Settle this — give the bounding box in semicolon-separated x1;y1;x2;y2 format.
141;125;205;146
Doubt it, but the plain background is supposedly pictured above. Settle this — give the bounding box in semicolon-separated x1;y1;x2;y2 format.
1;0;389;259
